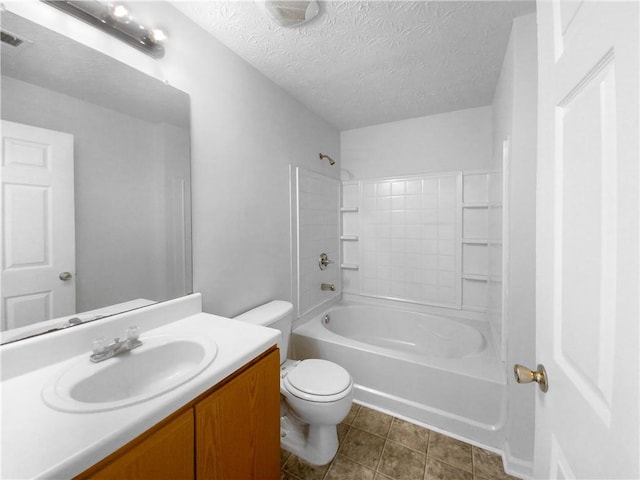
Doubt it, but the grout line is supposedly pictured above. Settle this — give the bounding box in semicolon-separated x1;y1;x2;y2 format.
320;452;337;480
374;437;389;477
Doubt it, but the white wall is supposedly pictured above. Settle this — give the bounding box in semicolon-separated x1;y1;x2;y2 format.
491;13;538;476
6;1;340;318
340;106;493;180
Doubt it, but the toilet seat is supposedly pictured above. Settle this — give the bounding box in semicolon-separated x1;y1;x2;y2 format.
283;359;353;403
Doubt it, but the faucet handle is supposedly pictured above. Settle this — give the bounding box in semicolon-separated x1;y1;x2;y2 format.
92;337;108;355
126;325;140;341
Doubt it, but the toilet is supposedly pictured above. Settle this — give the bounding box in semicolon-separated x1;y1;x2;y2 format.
234;300;354;466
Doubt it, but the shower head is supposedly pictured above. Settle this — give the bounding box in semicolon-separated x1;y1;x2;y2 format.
319;153;335;166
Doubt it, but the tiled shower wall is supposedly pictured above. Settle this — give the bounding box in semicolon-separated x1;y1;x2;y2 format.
295;168;340;316
344;173;462;308
342;171;491;311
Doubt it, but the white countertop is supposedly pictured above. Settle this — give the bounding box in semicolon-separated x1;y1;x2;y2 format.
0;294;280;479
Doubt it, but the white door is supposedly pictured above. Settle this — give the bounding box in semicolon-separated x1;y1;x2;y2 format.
534;1;639;478
1;121;75;330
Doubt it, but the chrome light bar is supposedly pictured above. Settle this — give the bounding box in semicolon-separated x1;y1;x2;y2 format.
41;1;166;58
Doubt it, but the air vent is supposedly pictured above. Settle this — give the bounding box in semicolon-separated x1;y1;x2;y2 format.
1;31;24;47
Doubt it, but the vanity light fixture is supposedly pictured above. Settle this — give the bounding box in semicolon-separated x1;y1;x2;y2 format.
41;1;167;58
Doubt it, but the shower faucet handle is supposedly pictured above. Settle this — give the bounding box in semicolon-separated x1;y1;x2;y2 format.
319;253;333;270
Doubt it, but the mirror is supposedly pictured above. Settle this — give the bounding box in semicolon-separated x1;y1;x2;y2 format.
0;11;192;344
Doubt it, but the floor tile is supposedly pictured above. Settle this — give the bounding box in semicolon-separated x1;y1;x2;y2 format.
280;472;301;480
353;406;394;437
282;453;330;480
424;457;473;480
338;422;350;444
388;418;430;453
344;403;361;425
339;426;386;469
373;473;394;480
472;447;519;480
280;411;517;480
281;448;291;466
378;440;427;480
427;432;473;473
324;454;376;480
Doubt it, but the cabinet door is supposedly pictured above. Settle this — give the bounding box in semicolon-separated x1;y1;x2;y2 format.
76;409;194;480
196;349;280;480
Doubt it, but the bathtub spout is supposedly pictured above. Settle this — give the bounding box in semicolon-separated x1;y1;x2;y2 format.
321;283;335;291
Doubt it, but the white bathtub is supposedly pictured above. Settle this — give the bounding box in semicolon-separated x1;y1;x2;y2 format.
292;299;506;448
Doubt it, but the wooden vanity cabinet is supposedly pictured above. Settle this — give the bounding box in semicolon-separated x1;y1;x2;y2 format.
75;348;280;480
196;346;280;479
75;409;195;480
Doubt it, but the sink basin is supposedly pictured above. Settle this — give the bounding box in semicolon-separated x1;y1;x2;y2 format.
42;335;217;413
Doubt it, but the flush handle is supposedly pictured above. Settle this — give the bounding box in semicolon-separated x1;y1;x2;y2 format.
514;364;549;393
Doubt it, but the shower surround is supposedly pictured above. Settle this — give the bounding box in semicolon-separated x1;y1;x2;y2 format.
292;167;340;317
291;106;513;463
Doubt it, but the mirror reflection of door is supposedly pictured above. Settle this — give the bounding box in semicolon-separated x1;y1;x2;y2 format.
0;11;192;344
1;120;75;330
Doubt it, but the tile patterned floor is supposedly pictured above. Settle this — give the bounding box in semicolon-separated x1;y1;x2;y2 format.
281;404;520;480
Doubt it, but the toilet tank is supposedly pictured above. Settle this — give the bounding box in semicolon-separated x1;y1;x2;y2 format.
233;300;293;364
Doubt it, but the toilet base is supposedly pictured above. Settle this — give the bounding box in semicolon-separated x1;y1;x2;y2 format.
280;413;339;466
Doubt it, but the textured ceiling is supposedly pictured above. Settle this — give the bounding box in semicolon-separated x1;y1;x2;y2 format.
173;0;535;130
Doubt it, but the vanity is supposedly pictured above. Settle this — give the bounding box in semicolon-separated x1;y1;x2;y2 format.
0;294;281;479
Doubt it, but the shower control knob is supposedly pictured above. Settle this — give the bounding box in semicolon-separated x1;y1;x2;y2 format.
318;253;333;270
514;363;549;393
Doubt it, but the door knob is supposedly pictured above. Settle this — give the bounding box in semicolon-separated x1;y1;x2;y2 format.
514;363;549;393
59;272;73;281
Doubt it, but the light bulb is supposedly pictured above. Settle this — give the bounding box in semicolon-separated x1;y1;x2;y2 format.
149;28;168;44
109;3;131;23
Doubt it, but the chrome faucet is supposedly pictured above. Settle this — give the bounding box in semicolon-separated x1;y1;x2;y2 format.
321;283;336;291
90;326;142;363
318;253;334;270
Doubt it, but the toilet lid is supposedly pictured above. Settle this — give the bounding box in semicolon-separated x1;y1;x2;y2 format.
284;359;352;397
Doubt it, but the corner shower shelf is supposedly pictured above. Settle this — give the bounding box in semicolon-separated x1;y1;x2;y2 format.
462;238;488;245
340;263;359;270
462;202;489;209
462;273;488;282
340;207;358;213
340;235;358;241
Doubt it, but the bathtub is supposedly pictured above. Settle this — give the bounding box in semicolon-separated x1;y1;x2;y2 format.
292;298;506;448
